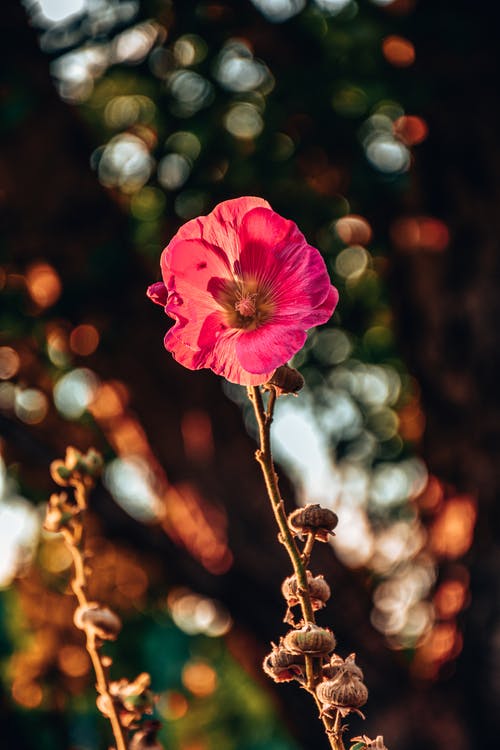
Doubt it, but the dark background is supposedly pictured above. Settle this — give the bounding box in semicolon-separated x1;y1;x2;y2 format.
1;1;500;749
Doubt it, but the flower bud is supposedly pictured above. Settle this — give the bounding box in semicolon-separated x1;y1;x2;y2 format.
281;571;331;611
50;446;103;489
317;672;368;715
283;623;336;656
323;653;364;681
265;365;304;396
263;644;305;683
288;504;338;541
43;492;80;533
74;603;122;641
109;673;154;727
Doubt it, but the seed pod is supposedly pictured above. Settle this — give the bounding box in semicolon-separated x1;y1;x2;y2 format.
265;365;305;396
74;602;122;641
263;645;305;682
317;672;368;711
322;652;363;681
281;571;331;610
288;504;338;541
283;623;336;656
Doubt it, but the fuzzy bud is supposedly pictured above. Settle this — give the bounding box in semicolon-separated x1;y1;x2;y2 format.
281;571;331;611
74;603;122;641
283;623;336;656
50;447;103;489
288;504;338;541
323;653;364;681
265;365;305;396
263;644;305;683
317;671;368;716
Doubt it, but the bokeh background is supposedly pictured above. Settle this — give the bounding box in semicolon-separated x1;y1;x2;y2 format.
1;1;499;749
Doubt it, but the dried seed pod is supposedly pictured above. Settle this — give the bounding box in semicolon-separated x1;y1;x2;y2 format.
288;504;338;541
74;602;122;641
281;571;331;610
263;644;305;682
283;623;336;656
323;652;363;681
317;671;368;714
265;365;304;396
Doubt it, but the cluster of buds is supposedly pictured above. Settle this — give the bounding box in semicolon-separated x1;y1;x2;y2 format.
288;503;338;542
50;446;104;491
44;447;103;537
350;736;388;750
74;602;122;643
98;673;154;729
317;653;368;719
263;623;336;683
43;491;81;535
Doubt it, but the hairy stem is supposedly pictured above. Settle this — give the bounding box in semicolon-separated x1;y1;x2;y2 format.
64;490;128;750
247;386;345;750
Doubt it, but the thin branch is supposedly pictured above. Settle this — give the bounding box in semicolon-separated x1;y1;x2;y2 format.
247;386;345;750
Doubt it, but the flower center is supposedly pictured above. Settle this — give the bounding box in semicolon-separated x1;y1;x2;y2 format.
216;278;275;331
235;294;257;318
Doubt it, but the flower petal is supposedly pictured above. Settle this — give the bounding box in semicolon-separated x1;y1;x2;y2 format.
209;329;275;384
298;285;339;327
239;206;304;281
147;281;168;307
166;197;271;268
239;208;335;320
236;324;307;374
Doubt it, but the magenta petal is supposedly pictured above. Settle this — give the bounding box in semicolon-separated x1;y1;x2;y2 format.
208;329;275;385
299;285;339;327
147;281;169;307
165;238;231;289
167;197;271;267
239;207;304;280
236;325;307;374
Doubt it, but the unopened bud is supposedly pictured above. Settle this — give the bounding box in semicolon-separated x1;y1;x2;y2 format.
317;671;368;716
281;571;331;611
263;644;305;683
288;503;338;541
74;603;122;641
265;365;304;396
283;623;336;656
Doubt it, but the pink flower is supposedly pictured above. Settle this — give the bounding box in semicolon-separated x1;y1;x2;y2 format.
147;197;338;385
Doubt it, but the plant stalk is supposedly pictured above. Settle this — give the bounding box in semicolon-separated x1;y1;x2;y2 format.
247;386;345;750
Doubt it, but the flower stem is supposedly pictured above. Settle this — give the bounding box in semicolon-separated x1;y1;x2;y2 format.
248;386;314;626
64;486;128;750
247;386;345;750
